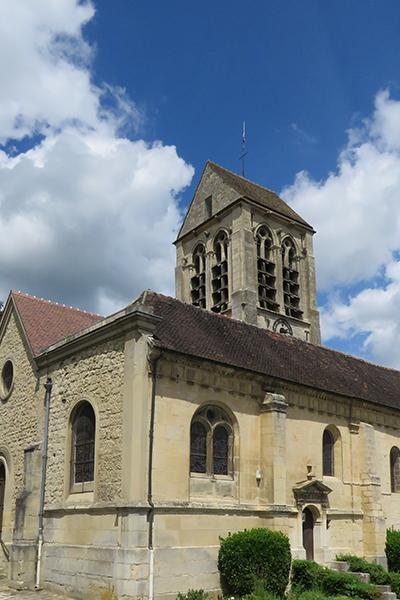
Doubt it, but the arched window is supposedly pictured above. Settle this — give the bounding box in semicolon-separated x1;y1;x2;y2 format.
211;231;229;313
323;428;335;476
281;238;303;319
71;402;95;492
191;244;206;309
256;225;278;312
390;447;400;493
190;405;233;477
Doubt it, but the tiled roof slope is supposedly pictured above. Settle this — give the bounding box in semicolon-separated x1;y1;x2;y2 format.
12;291;103;356
140;291;400;411
207;162;312;229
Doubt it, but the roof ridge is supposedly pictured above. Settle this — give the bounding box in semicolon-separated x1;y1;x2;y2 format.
11;290;103;319
145;291;400;375
207;160;281;199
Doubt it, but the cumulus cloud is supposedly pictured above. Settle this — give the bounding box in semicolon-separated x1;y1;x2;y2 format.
283;90;400;367
0;0;194;314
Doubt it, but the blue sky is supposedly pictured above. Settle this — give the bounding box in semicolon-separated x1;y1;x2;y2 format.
3;1;400;367
86;0;400;192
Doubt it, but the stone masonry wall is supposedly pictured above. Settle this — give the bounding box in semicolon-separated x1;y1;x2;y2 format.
45;337;125;505
0;312;41;543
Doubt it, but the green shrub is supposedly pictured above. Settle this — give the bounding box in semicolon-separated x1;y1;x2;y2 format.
292;593;355;600
335;554;390;585
386;529;400;573
176;590;209;600
389;572;400;596
320;569;380;600
291;560;380;600
218;528;291;597
291;560;325;593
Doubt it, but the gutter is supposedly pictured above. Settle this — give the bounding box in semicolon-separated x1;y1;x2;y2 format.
147;343;162;600
35;377;53;590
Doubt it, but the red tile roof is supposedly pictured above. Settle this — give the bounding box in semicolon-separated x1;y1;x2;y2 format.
11;291;103;357
138;291;400;411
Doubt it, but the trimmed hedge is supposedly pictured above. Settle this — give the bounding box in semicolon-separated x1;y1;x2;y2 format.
335;554;390;585
386;529;400;573
291;560;380;600
218;528;291;597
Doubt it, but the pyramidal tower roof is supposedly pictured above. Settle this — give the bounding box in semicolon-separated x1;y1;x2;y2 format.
176;161;313;241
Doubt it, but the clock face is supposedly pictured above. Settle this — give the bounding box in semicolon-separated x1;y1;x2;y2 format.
272;317;293;336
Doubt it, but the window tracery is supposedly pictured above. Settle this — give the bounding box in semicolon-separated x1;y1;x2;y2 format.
212;231;229;313
71;402;95;490
190;405;233;477
281;237;303;319
191;244;206;309
390;446;400;493
256;225;278;311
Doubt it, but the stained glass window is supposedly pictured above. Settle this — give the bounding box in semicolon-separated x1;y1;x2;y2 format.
190;421;207;473
213;425;229;475
390;447;400;493
189;405;233;477
322;429;334;476
72;403;95;485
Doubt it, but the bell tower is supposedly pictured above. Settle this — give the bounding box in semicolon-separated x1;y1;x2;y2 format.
175;161;321;344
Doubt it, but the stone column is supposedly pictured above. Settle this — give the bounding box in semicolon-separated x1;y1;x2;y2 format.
359;422;387;565
259;392;288;506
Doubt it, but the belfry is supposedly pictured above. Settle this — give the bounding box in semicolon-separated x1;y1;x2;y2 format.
175;161;321;343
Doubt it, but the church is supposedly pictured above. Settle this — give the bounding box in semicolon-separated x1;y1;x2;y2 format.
0;161;399;600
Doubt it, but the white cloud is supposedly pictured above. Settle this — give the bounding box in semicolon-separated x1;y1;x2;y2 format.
283;90;400;367
0;0;194;314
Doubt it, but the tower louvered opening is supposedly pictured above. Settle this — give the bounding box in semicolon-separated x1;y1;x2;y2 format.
212;231;229;313
256;226;278;312
282;238;303;319
191;244;206;308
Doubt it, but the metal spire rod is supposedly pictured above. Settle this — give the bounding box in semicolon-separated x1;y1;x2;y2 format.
239;120;248;177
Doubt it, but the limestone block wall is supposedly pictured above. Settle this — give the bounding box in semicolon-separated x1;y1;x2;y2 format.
44;337;125;505
0;312;41;547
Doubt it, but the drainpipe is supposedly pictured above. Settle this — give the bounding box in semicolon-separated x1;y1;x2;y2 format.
147;345;161;600
35;377;53;590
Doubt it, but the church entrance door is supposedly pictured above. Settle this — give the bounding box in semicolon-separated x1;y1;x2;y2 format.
302;507;314;560
0;463;6;537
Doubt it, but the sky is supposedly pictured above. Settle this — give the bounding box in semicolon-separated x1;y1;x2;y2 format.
2;1;400;367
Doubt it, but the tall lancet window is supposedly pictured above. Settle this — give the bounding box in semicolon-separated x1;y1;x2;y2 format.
282;237;303;319
212;230;229;313
191;244;206;308
390;447;400;493
256;226;278;311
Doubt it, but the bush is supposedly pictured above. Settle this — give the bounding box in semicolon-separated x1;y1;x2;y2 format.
218;528;291;597
176;591;209;600
320;570;380;600
386;529;400;573
336;554;390;585
389;572;400;596
291;560;380;600
291;560;325;593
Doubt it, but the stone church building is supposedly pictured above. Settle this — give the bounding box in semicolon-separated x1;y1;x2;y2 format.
0;161;400;599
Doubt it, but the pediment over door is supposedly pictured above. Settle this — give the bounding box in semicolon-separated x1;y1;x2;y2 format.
293;479;332;509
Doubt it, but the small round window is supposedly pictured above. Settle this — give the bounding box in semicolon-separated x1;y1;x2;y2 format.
1;361;14;399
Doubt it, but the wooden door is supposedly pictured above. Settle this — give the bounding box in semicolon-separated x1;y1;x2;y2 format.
302;507;314;560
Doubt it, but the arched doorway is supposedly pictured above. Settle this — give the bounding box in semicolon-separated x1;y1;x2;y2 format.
302;507;314;560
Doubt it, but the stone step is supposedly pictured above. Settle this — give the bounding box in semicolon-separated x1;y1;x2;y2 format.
353;571;371;584
330;560;350;572
380;592;397;600
377;585;392;593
